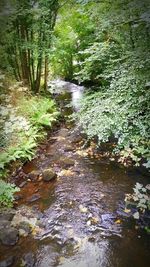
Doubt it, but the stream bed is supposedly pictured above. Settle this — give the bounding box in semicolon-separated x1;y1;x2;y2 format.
0;81;149;267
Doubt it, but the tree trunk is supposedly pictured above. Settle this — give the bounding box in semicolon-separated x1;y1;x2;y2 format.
44;55;48;91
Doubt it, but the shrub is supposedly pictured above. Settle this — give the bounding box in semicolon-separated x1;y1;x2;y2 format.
0;180;20;208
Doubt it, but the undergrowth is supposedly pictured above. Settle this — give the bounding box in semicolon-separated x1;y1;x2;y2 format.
0;76;60;179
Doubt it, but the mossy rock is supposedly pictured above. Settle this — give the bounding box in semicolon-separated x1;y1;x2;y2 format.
42;168;57;182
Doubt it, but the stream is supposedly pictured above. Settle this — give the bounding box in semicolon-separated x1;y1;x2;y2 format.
0;80;149;267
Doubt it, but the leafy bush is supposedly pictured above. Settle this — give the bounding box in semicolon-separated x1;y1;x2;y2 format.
16;96;60;127
125;183;150;227
73;52;150;167
0;180;20;208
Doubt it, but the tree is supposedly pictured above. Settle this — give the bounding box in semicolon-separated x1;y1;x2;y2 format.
0;0;59;93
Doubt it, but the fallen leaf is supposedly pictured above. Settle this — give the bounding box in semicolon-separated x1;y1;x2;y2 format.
115;219;121;224
91;217;99;224
79;205;88;213
124;208;131;213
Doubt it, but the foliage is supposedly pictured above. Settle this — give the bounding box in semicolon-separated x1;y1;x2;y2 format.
0;0;59;92
125;183;150;221
68;0;150;167
50;1;95;80
0;180;20;208
0;81;59;175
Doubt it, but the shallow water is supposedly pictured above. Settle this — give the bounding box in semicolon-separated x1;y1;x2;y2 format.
0;81;149;267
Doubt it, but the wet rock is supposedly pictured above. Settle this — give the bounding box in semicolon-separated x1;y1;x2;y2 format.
64;145;74;152
27;194;41;203
0;227;19;245
19;181;27;188
58;128;69;137
69;131;83;144
0;220;11;230
42;168;57;182
59;157;75;168
28;170;40;181
23;253;35;267
14;194;23;201
88;236;96;242
19;221;32;235
19;229;28;237
0;210;15;221
11;206;38;230
0;256;14;267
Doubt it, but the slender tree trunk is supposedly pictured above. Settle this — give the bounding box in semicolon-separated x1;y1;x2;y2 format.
129;22;135;49
44;55;48;91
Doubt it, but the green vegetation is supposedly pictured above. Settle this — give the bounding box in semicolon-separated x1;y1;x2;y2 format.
0;77;59;177
125;183;150;231
53;0;150;168
0;0;59;92
0;180;20;208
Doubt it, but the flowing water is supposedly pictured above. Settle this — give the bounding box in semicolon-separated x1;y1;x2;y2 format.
0;81;149;267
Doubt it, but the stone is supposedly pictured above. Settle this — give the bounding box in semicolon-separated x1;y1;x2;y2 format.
11;207;38;229
59;157;75;168
88;236;96;242
64;145;74;152
27;170;40;181
19;229;28;237
19;181;27;188
14;194;23;201
0;220;11;230
0;210;15;221
0;227;19;246
58;128;69;137
19;221;32;235
23;253;35;267
27;194;41;203
42;168;57;182
0;256;14;267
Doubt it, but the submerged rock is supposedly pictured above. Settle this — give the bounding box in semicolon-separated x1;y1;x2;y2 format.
64;145;74;152
0;256;14;267
0;227;19;246
28;170;40;181
59;157;75;168
27;194;41;203
19;181;27;188
22;253;35;267
42;168;57;182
